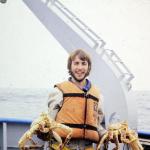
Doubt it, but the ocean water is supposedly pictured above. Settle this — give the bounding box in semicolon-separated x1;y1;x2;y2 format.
0;88;150;132
0;88;49;120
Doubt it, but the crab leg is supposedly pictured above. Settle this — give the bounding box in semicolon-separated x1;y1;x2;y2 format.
18;124;40;150
51;123;73;149
96;132;108;150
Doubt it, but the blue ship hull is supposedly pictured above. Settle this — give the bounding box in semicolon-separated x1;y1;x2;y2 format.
0;118;150;150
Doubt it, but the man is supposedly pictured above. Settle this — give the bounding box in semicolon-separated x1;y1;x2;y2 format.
48;49;106;150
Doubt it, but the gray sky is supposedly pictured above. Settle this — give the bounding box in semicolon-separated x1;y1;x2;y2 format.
0;0;150;90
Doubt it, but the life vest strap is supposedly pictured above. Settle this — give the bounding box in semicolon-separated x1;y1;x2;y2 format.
63;123;98;131
63;93;99;102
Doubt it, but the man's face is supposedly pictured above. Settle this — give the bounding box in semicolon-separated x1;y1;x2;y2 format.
71;55;89;82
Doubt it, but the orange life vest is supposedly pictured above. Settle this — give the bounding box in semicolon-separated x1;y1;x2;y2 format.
54;81;100;143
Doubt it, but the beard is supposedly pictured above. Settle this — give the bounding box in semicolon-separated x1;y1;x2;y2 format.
70;71;88;82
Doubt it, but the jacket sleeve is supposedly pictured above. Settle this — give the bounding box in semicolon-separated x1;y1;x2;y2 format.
47;87;63;120
97;94;107;137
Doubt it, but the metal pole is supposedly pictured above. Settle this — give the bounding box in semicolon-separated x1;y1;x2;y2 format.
3;122;7;150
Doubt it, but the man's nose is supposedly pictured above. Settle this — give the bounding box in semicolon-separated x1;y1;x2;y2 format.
77;63;83;69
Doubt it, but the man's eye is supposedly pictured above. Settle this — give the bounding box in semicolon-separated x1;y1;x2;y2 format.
74;62;79;65
82;62;87;65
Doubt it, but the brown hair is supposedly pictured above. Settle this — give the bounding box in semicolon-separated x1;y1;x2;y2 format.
67;49;91;76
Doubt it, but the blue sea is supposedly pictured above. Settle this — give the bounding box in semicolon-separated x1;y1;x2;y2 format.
0;88;150;132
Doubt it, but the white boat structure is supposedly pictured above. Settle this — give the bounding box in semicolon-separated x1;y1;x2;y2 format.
0;0;150;149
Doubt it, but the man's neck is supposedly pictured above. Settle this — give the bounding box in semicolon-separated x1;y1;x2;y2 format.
71;78;86;89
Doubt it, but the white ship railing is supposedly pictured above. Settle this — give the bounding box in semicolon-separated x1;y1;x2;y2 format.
41;0;134;90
